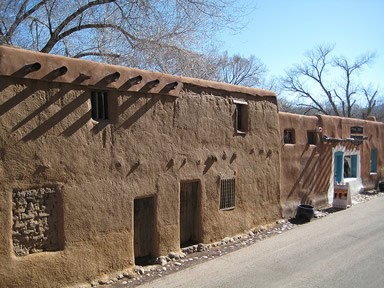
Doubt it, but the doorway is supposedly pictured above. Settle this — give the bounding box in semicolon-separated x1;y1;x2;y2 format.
134;196;155;265
334;151;344;183
180;181;200;247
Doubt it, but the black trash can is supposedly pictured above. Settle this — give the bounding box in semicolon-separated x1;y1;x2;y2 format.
378;181;384;192
296;204;314;221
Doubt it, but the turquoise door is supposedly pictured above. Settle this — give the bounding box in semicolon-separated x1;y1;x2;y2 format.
334;152;344;183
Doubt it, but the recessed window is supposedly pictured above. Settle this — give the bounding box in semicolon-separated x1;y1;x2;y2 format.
233;100;248;134
344;155;358;178
307;131;316;145
371;148;377;173
284;129;295;144
350;126;364;134
91;91;108;120
220;178;235;210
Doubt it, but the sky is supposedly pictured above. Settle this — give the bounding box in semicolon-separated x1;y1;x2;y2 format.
218;0;383;92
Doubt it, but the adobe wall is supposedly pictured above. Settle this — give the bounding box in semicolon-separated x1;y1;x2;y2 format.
0;46;281;287
317;115;384;188
279;113;329;217
280;112;384;217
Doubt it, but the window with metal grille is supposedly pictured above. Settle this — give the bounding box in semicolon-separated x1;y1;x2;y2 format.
91;91;108;120
220;178;235;210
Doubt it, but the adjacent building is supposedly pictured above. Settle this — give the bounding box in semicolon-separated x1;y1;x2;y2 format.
279;112;383;217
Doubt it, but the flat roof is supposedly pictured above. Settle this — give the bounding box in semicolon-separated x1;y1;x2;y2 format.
0;45;276;98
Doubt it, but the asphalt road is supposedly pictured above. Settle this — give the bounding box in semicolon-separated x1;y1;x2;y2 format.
138;197;384;288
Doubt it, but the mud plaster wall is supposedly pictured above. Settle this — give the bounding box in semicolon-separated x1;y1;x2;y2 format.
279;113;329;217
0;46;281;288
317;115;384;189
280;112;384;217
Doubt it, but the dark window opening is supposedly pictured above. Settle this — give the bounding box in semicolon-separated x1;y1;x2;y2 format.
284;129;295;144
235;103;248;133
350;126;364;134
307;131;316;145
220;178;235;210
91;91;108;120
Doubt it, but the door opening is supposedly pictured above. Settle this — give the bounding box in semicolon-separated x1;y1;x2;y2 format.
134;196;155;265
180;181;200;248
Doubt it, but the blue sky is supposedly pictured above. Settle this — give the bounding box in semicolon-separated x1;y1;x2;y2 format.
218;0;383;91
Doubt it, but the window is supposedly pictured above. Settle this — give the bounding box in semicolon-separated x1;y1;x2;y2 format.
307;131;316;145
371;148;377;173
91;91;108;120
350;126;364;134
284;129;295;144
220;178;235;210
234;100;248;133
344;155;358;178
351;126;364;140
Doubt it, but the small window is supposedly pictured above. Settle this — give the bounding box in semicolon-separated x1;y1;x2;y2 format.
234;100;248;133
220;178;235;210
284;129;295;144
350;126;364;134
91;91;108;120
371;148;377;173
344;155;358;178
307;131;316;145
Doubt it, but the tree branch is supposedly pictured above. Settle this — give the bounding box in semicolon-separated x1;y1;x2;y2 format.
74;51;120;58
4;0;48;44
40;0;116;53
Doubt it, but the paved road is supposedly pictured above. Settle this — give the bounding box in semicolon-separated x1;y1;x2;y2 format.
138;197;384;288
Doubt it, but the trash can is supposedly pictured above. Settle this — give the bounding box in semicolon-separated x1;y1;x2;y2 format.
378;181;384;192
296;204;314;221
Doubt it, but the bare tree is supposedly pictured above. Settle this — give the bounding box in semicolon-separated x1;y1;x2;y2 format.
0;0;247;68
215;52;266;87
281;45;381;119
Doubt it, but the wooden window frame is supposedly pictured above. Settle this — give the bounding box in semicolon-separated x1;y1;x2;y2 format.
233;99;249;134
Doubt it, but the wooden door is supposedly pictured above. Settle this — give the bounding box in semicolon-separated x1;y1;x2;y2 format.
134;197;155;259
180;181;199;247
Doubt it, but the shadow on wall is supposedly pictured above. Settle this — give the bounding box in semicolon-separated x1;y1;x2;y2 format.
285;145;333;207
0;70;175;142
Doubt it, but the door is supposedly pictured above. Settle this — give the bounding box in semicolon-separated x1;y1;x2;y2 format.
334;151;344;183
180;181;199;247
134;197;155;261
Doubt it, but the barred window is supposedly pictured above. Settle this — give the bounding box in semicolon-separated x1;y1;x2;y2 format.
220;178;235;210
91;91;108;120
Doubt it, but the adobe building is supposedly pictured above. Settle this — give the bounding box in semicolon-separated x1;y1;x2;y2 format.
0;46;282;287
280;112;384;217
